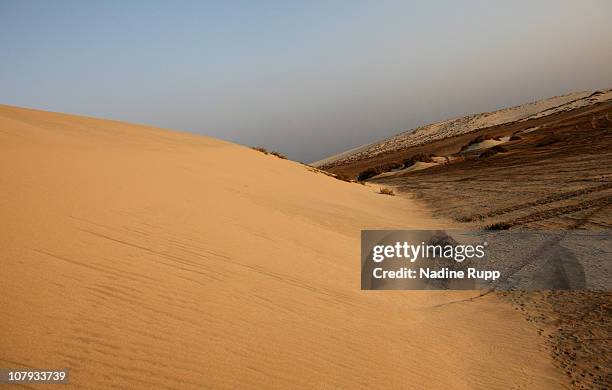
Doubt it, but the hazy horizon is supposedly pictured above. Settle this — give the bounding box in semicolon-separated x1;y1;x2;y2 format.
2;0;611;162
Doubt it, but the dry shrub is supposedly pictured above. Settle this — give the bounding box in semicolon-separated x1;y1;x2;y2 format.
251;147;288;159
379;187;395;196
251;146;269;154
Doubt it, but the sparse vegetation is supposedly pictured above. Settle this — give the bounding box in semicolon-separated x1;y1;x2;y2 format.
379;187;395;196
251;146;269;154
251;147;288;159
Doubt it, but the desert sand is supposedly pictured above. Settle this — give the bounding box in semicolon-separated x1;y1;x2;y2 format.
364;100;612;389
0;104;565;388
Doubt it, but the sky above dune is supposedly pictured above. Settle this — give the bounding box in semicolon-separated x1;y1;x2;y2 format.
1;0;611;162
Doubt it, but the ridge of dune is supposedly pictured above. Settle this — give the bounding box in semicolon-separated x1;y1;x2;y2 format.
0;104;565;388
314;88;612;168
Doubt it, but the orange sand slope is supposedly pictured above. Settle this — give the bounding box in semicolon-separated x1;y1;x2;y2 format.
0;105;564;389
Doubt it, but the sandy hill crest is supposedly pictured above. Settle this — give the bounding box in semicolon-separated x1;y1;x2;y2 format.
0;104;564;389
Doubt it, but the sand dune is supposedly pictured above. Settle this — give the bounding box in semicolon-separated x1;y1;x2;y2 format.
0;105;564;388
315;88;611;168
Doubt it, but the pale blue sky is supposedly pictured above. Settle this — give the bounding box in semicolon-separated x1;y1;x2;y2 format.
1;1;611;162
